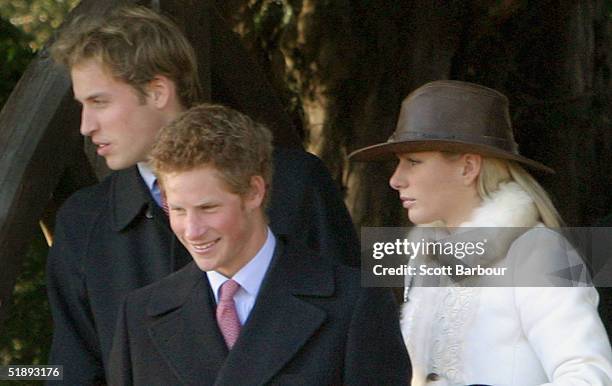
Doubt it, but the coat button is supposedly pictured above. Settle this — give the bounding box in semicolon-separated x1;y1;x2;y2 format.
426;373;440;381
145;206;154;219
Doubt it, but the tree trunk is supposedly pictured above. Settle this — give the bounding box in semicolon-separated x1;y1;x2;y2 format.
218;0;611;336
218;0;610;227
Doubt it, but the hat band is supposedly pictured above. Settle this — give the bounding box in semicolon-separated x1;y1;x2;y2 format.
388;130;519;154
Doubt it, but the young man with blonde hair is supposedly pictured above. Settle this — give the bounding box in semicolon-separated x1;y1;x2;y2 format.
47;5;358;384
108;104;410;385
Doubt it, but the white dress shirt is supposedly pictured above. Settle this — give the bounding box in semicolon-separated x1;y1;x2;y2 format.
207;228;276;325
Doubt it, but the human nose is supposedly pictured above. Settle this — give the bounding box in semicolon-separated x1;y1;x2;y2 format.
79;106;97;136
389;162;407;191
183;212;206;241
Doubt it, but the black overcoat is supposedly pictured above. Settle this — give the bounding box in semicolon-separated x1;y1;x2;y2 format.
108;237;411;385
46;148;359;384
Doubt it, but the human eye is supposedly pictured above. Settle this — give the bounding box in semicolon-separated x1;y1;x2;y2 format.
400;156;421;167
199;204;218;213
83;95;108;108
170;206;186;216
92;98;108;107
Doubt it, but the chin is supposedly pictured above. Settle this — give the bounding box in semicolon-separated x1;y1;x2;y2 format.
408;212;424;225
105;159;128;170
106;154;144;170
408;213;434;226
193;259;215;272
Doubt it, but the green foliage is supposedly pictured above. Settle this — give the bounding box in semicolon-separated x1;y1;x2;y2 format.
0;232;51;385
0;0;80;108
0;17;34;108
0;0;80;50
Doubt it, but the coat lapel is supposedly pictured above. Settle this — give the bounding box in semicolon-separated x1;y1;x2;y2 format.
111;166;158;232
148;263;228;385
214;239;334;386
112;166;191;270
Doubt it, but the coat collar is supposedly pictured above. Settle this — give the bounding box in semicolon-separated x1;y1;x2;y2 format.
147;260;205;317
450;181;540;269
459;181;539;228
410;182;541;284
146;238;335;317
146;237;335;385
110;166;166;231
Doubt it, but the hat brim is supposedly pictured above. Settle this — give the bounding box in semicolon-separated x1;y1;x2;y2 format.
348;139;554;174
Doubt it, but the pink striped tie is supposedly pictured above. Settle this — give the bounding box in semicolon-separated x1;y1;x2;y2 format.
216;279;241;349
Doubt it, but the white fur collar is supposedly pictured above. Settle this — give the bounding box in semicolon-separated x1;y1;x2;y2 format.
459;181;539;228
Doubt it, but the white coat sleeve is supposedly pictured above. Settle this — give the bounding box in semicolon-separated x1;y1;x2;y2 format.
513;230;612;386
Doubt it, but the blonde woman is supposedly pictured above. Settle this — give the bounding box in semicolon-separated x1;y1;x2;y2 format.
350;80;612;386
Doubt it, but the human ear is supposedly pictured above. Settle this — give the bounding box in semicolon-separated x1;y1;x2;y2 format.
147;75;175;108
244;175;266;211
461;153;482;185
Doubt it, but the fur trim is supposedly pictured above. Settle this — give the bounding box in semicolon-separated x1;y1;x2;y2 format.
401;182;543;386
459;181;539;228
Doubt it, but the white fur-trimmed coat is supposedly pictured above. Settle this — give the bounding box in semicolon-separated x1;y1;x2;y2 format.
401;182;612;386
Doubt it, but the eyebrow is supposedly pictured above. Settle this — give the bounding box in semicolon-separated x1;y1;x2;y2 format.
197;202;218;209
396;153;412;159
74;92;108;103
168;201;218;209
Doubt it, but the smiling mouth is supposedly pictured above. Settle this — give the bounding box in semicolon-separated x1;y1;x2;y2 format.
191;238;220;253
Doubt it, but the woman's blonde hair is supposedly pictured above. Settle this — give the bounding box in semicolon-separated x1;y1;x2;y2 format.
441;152;562;227
477;157;563;227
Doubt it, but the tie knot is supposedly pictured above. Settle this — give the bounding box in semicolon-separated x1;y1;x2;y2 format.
219;279;240;302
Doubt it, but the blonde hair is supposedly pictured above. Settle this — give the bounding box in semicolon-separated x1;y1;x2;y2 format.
149;104;274;207
51;5;201;107
441;152;562;227
477;157;562;227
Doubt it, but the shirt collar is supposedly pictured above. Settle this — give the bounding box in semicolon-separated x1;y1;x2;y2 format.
207;227;276;302
137;162;157;191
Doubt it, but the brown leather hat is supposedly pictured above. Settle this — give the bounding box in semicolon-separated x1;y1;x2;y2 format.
349;80;553;173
